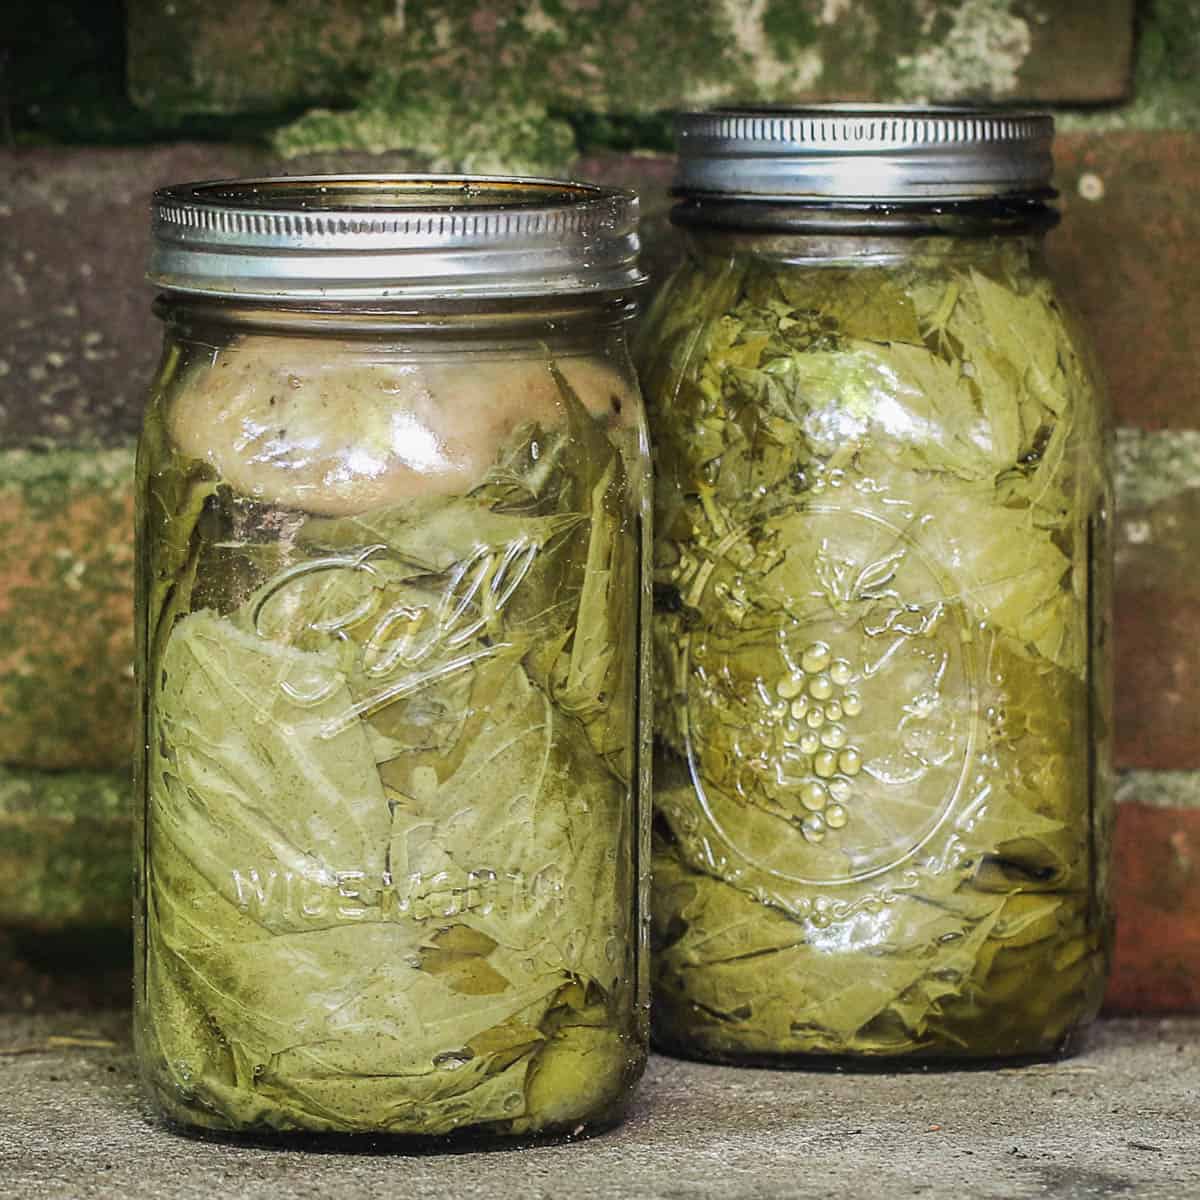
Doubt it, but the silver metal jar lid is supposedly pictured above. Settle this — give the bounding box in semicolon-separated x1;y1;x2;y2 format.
149;175;645;302
674;106;1055;202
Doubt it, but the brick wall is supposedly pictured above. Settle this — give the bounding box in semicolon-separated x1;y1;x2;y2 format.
2;0;1198;1010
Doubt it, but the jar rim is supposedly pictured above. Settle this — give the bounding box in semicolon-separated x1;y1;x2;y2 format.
149;174;646;303
673;105;1055;203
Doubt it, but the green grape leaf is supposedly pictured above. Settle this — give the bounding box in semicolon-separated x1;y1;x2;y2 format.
144;379;642;1134
641;242;1107;1060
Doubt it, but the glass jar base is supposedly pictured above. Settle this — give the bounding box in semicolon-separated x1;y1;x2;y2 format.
148;1089;633;1151
650;1025;1091;1073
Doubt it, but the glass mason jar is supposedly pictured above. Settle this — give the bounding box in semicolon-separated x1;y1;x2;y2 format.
134;177;651;1137
638;109;1113;1064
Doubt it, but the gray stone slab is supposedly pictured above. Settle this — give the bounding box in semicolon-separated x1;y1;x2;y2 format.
1;1014;1197;1199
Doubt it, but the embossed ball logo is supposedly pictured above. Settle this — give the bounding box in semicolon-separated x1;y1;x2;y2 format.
682;505;976;888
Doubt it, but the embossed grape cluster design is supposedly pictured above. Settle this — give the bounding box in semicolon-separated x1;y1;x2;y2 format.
765;640;865;845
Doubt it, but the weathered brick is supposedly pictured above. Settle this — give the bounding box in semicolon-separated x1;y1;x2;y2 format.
127;0;1134;130
1106;800;1200;1013
1060;0;1200;134
1107;765;1200;1016
1114;587;1200;771
1053;132;1200;431
0;448;135;770
1114;429;1200;770
0;145;267;450
0;143;477;451
0;767;130;931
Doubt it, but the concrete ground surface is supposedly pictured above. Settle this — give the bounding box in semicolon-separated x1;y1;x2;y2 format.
1;1013;1197;1200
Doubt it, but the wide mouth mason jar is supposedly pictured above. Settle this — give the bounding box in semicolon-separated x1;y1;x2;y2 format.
639;108;1113;1065
133;176;651;1138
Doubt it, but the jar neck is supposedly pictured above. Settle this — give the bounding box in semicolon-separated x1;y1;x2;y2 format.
673;200;1055;270
670;195;1058;239
153;292;640;343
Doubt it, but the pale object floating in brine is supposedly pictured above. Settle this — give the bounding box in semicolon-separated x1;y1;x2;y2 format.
169;334;638;515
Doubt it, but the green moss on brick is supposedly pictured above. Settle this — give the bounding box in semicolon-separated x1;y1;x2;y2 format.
1;446;135;515
271;0;746;167
0;766;131;929
114;1;1143;159
1117;769;1200;809
761;1;820;60
274;75;579;175
894;0;1033;101
1116;429;1200;510
0;447;135;770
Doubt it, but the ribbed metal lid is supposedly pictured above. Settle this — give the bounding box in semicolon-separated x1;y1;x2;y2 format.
674;106;1055;202
149;175;645;302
